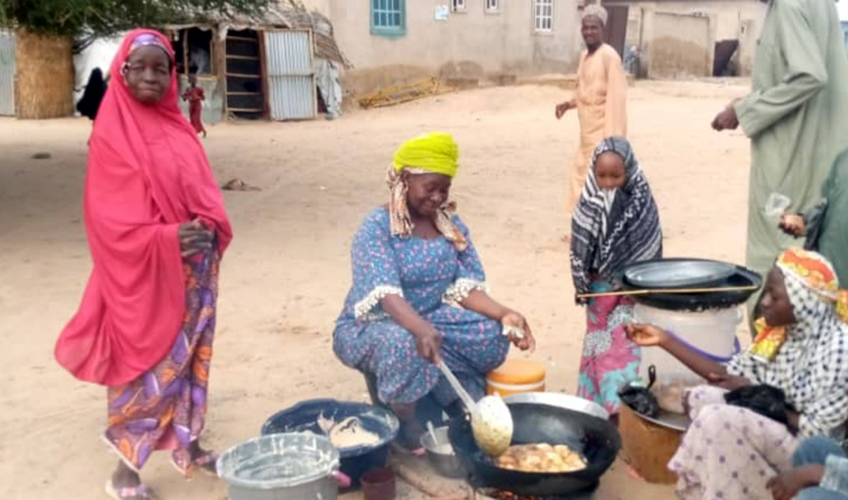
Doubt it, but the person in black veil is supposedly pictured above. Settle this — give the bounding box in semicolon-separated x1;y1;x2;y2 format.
76;68;108;120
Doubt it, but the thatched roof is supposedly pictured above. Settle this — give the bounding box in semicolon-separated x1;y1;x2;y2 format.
170;2;349;67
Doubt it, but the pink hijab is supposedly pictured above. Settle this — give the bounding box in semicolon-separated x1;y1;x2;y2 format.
55;29;233;386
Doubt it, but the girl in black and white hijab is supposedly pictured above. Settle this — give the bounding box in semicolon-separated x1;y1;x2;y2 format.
570;136;662;417
570;136;663;299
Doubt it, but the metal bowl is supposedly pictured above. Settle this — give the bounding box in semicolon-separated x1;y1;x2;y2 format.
420;426;467;479
217;433;343;500
503;392;609;421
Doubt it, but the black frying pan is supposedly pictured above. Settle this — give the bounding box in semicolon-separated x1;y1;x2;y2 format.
617;259;763;311
447;402;621;497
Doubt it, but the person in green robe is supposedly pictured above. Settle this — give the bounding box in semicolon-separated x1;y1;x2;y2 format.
780;149;848;285
711;0;848;312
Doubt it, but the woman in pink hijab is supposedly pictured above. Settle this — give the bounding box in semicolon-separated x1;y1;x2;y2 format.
55;29;233;500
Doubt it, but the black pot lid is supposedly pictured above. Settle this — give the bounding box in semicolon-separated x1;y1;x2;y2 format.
623;259;735;289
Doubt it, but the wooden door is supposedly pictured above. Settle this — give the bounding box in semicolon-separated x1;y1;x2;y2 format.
605;5;629;58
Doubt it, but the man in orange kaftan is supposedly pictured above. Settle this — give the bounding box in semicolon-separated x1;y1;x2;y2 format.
556;4;628;240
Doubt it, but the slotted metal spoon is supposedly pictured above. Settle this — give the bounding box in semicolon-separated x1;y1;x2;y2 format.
438;362;513;457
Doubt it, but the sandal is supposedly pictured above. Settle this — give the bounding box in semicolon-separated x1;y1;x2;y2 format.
170;451;219;478
105;480;155;500
193;451;219;477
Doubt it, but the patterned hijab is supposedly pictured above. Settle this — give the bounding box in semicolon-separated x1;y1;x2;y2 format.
570;137;662;298
778;248;848;328
730;248;848;437
387;132;468;251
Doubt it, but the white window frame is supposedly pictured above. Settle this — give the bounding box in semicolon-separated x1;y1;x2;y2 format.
534;0;554;33
486;0;500;12
452;0;467;12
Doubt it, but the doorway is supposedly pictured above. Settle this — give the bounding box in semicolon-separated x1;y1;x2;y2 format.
605;5;629;58
225;29;265;120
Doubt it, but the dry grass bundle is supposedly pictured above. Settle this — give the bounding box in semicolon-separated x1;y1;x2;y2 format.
357;78;455;110
15;29;74;119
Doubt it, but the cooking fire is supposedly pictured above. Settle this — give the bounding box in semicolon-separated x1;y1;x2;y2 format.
475;488;593;500
490;492;543;500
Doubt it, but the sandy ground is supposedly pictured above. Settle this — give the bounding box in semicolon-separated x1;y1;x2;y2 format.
0;79;752;500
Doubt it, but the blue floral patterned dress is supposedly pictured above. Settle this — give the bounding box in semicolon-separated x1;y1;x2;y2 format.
333;208;510;406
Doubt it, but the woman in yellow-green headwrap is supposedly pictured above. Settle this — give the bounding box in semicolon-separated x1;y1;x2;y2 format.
333;132;536;451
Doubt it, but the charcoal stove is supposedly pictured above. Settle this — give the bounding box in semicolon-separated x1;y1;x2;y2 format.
473;486;599;500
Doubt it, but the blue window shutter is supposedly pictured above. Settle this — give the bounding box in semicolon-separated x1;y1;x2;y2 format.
371;0;407;37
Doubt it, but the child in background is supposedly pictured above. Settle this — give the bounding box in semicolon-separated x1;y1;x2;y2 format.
570;136;663;419
182;73;207;138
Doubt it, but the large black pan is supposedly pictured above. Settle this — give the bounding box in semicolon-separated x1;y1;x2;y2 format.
447;402;621;497
617;258;763;311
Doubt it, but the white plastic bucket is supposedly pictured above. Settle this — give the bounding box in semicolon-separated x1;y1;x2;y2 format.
635;304;742;412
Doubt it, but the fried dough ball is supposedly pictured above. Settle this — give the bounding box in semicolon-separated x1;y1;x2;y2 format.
494;443;587;473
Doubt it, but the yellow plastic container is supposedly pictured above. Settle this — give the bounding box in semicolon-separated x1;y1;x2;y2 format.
486;359;546;397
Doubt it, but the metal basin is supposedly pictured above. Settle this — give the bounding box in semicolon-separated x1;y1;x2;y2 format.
420;426;467;479
504;392;609;421
217;433;345;500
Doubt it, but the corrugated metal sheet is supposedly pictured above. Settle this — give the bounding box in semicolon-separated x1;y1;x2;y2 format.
264;30;315;120
0;30;15;117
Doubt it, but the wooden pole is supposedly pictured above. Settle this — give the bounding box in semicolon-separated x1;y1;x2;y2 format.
576;284;759;300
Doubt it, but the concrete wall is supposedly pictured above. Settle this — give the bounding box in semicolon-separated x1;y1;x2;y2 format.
608;0;766;77
303;0;581;95
651;12;711;78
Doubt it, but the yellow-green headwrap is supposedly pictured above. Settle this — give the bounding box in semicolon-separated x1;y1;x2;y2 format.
386;132;467;251
392;132;459;178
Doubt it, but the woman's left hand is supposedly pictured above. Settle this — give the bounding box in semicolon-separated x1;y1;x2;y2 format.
502;312;536;352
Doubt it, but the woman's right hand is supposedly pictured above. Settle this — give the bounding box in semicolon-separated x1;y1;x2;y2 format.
415;328;443;365
779;213;805;237
624;323;668;346
178;219;214;257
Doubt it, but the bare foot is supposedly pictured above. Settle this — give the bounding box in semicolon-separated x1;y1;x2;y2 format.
390;403;425;452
